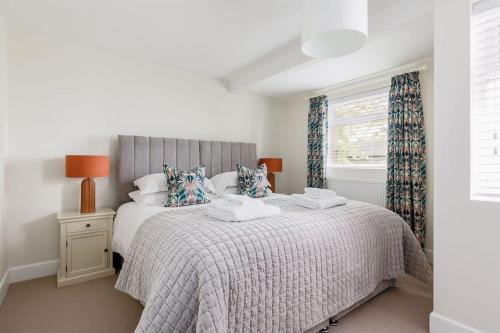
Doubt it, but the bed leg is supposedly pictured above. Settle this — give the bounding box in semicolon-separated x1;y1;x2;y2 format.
329;318;339;327
318;326;329;333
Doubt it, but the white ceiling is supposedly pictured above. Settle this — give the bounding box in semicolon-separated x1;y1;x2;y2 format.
0;0;433;99
0;0;303;77
244;12;434;98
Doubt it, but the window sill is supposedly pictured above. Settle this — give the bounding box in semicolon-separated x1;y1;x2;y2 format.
471;195;500;204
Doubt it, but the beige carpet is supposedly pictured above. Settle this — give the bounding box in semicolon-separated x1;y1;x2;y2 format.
0;274;432;333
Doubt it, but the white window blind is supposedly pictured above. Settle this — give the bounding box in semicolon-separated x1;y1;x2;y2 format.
471;0;500;201
329;89;388;168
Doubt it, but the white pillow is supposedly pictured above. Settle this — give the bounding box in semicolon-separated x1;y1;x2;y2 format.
210;171;237;195
129;191;168;206
204;178;216;194
134;173;167;195
134;172;216;195
209;170;273;196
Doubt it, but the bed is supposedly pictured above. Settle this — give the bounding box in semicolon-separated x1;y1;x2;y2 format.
113;135;432;333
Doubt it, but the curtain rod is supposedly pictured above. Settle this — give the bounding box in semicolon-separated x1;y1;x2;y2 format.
304;58;433;100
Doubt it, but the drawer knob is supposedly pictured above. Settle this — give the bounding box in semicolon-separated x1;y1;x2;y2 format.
104;249;108;252
86;224;91;228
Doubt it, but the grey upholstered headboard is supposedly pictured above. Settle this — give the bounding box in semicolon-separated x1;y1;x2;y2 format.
118;135;257;204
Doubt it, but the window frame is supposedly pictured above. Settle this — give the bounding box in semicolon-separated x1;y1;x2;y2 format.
327;87;389;170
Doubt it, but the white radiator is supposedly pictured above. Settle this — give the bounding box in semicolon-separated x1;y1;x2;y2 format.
327;178;386;207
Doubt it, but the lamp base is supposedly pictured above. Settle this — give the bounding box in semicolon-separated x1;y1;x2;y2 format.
81;178;96;214
268;172;276;193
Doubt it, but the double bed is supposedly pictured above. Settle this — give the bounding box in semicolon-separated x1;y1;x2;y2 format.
112;135;432;333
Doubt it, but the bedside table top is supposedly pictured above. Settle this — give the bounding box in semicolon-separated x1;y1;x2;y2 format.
57;208;116;221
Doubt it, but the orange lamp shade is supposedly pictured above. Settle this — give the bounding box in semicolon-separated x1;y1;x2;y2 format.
259;158;283;173
65;155;109;178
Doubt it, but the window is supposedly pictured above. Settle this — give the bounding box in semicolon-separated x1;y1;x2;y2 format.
471;0;500;201
329;89;389;168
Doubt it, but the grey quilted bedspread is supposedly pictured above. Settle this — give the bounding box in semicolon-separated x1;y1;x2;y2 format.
115;196;432;333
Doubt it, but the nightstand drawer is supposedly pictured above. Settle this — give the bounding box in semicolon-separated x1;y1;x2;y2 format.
66;218;109;234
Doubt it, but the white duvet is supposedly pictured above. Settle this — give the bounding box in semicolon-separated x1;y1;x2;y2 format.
112;194;283;256
112;202;169;256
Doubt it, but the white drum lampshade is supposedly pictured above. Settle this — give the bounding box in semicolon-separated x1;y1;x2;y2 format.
301;0;368;58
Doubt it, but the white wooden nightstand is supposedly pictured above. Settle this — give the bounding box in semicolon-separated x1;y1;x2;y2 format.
57;209;116;287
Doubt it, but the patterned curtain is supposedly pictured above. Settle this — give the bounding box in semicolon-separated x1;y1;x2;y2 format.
307;95;329;189
386;71;427;248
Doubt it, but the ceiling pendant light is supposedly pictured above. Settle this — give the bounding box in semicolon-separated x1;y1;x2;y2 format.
301;0;368;58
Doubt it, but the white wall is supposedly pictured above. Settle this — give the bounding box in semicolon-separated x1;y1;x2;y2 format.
282;97;308;194
6;30;285;268
0;10;8;282
282;66;434;253
431;1;500;332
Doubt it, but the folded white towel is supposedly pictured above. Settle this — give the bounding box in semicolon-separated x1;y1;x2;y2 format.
292;194;347;210
206;198;280;222
304;187;337;199
213;194;266;211
223;194;264;206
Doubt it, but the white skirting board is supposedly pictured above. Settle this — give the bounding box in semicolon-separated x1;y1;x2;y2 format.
0;270;9;306
9;259;59;284
0;260;60;306
430;312;482;333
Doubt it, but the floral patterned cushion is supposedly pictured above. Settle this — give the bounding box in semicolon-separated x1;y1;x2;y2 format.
163;165;178;207
236;164;270;198
163;165;209;207
175;167;209;206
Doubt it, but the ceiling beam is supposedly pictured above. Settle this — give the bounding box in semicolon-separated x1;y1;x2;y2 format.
225;0;433;92
224;38;314;92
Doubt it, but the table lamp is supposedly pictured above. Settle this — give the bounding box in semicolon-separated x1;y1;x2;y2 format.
259;158;283;193
65;155;109;213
